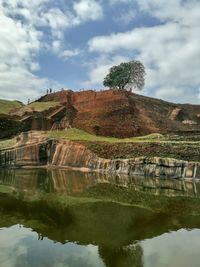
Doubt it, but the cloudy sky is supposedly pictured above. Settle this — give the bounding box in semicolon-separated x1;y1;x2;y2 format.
0;0;200;103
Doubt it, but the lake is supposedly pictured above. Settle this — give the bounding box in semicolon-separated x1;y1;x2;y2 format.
0;168;200;267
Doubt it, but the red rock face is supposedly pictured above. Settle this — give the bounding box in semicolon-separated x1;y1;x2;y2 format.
37;89;200;137
71;90;139;137
39;90;142;137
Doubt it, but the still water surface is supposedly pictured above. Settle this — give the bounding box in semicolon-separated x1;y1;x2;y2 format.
0;169;200;267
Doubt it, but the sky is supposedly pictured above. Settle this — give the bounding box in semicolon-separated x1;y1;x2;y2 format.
0;0;200;103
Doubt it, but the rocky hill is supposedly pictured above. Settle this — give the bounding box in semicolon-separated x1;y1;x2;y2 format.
36;89;200;137
2;89;200;138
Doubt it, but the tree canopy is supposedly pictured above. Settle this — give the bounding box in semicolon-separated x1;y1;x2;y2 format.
103;60;146;91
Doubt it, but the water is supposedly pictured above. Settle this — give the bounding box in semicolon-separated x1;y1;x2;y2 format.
0;168;200;267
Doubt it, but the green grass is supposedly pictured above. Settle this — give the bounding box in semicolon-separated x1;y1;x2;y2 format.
0;138;16;150
45;128;200;144
46;128;120;142
0;99;23;114
46;128;168;143
28;101;60;112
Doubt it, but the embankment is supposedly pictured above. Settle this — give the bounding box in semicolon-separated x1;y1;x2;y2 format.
0;132;199;179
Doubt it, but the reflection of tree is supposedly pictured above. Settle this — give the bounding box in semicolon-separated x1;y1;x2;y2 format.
99;244;143;267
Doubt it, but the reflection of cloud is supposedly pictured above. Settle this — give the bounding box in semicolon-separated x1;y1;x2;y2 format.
141;229;200;267
0;225;105;267
0;225;33;267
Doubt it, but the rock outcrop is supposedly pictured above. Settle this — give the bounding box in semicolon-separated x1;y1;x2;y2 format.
1;132;200;179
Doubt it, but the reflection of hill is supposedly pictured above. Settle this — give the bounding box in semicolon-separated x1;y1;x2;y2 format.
1;192;200;267
0;168;200;198
1;173;200;267
1;189;200;247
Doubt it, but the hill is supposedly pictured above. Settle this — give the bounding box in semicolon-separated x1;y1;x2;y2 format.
2;89;200;138
38;89;200;137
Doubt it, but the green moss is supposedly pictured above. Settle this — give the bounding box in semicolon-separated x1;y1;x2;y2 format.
0;99;23;114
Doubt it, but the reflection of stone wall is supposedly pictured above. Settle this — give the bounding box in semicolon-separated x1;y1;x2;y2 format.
1;167;200;198
1;133;200;180
128;176;200;197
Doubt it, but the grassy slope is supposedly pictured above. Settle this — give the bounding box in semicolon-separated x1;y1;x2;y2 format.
27;101;60;112
0;99;23;114
0;129;166;152
46;128;167;143
46;128;200;143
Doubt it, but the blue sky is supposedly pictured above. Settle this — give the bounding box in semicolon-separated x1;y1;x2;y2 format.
0;0;200;103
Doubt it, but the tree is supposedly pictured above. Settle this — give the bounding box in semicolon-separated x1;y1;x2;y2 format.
103;60;146;91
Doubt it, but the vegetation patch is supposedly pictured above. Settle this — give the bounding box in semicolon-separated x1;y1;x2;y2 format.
84;141;200;161
46;129;170;143
28;101;60;112
0;100;23;114
0;138;16;150
46;128;120;142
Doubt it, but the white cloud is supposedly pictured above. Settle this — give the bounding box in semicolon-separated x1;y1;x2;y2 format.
118;10;136;25
0;66;61;101
83;55;128;87
0;9;41;68
109;0;133;4
87;0;200;103
0;0;104;101
73;0;103;22
61;49;80;59
136;0;200;27
52;40;80;60
41;8;75;40
0;8;50;101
